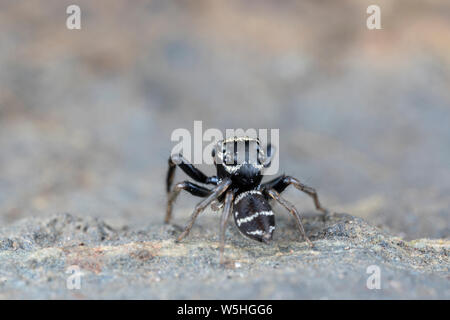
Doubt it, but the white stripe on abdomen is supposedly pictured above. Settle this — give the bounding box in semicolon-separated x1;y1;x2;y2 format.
236;210;274;227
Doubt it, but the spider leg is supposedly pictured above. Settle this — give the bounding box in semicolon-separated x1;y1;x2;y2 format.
176;178;232;242
260;175;284;191
262;175;328;217
266;189;313;247
166;181;212;223
219;190;234;264
167;154;218;193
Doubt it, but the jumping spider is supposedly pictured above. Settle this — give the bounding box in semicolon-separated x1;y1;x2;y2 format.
166;136;328;263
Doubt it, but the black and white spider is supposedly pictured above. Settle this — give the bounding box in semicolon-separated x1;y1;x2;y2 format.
166;136;328;263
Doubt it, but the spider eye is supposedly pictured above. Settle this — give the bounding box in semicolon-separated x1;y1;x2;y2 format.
224;152;234;165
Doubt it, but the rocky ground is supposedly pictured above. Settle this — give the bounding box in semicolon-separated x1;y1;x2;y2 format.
0;211;448;299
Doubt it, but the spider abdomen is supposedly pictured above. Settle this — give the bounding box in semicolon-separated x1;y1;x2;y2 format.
233;190;275;243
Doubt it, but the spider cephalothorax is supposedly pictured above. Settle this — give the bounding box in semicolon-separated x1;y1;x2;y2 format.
166;136;329;263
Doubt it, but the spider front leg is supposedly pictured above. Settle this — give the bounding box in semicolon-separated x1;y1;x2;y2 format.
166;181;212;223
266;189;313;247
176;178;232;242
167;154;219;193
262;175;329;218
219;190;234;264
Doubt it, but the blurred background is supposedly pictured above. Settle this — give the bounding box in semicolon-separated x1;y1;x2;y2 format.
0;0;449;240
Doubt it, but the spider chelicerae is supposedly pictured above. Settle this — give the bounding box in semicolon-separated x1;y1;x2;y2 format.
166;136;329;263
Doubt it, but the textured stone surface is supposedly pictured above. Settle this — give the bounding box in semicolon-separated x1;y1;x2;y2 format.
0;212;448;299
